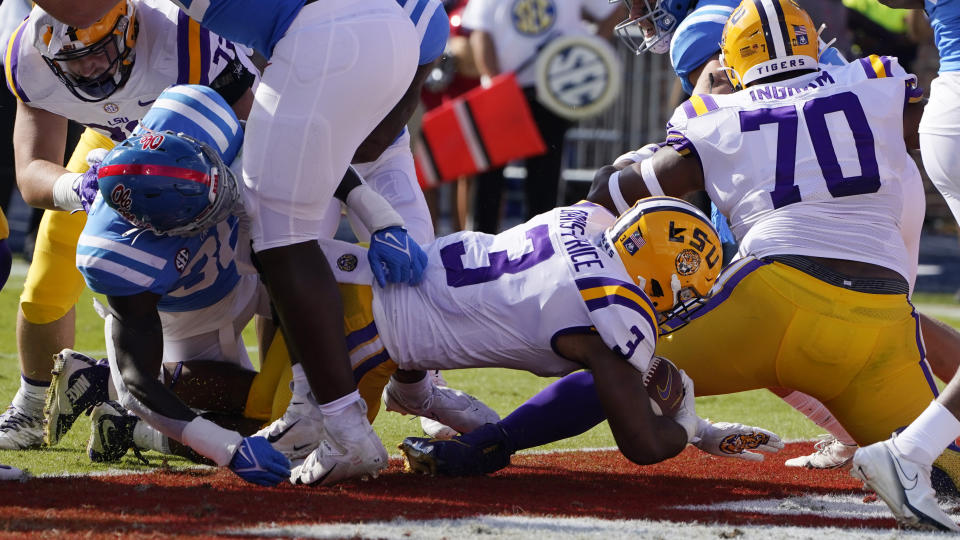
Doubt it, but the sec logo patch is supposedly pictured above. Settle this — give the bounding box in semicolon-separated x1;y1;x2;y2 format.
175;248;190;273
534;35;622;120
337;254;358;272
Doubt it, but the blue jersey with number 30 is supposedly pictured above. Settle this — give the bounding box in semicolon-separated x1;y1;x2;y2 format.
76;198;241;312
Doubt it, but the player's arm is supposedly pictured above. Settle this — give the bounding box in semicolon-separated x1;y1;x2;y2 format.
554;333;689;465
353;60;436;163
904;98;925;150
588;146;705;214
470;29;501;81
32;0;115;27
107;292;198;425
12;102;74;210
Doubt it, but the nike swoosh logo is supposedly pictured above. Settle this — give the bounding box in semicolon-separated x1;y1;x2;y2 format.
293;443;312;451
657;369;673;400
893;454;919;490
138;99;156;107
266;419;300;443
314;463;337;485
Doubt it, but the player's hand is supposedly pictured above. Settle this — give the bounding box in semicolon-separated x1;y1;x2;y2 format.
693;421;784;461
75;148;109;213
228;436;291;486
368;226;428;287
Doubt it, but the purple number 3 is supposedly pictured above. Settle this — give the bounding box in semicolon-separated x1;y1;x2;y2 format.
441;225;555;287
739;91;881;209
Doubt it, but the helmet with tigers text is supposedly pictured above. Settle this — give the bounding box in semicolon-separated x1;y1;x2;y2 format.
614;0;695;55
601;197;721;330
719;0;818;90
32;0;137;102
97;131;240;237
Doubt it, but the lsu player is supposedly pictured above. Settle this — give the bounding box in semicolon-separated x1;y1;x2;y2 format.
850;0;960;533
0;0;259;450
612;0;960;470
43;84;494;485
403;0;959;484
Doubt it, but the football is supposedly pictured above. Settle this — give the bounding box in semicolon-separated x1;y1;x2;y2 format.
643;356;686;417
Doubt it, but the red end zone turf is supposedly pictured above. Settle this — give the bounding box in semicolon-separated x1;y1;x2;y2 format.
0;443;912;537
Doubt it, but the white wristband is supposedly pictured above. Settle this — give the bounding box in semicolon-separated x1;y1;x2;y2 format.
640;158;665;197
345;183;405;233
614;143;660;166
180;416;243;466
607;171;631;214
52;172;83;211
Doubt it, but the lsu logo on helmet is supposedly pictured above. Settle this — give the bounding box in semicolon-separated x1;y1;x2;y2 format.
602;197;721;331
719;0;819;90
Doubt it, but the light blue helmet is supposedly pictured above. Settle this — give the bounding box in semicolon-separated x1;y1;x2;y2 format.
135;84;243;165
615;0;696;55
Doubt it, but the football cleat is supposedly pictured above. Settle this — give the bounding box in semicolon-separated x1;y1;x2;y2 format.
254;395;326;461
851;436;960;532
44;349;111;446
419;371;459;439
87;401;146;464
785;435;857;469
383;379;500;435
0;404;44;450
290;400;387;486
399;423;513;477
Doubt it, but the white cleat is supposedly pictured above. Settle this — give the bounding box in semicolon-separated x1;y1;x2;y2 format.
0;404;43;450
383;379;500;435
785;435;857;469
851;436;960;532
290;399;387;486
254;394;326;461
45;349;110;446
420;417;458;440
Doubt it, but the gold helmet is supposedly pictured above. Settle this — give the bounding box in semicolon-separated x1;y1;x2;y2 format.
34;0;137;102
601;197;722;328
719;0;818;90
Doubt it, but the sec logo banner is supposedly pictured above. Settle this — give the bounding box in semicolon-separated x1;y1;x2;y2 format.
534;35;622;121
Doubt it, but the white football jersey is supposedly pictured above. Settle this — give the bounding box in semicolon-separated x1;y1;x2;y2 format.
369;203;659;377
4;0;253;142
665;57;924;282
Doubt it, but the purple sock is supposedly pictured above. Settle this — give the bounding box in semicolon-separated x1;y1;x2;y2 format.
497;370;606;451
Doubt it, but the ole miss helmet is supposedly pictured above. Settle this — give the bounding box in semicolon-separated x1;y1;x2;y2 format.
97;131;240;237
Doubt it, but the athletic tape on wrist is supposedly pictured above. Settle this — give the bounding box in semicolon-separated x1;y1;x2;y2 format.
52;172;84;211
607;171;631;214
640;159;665;197
345;184;404;233
181;416;243;466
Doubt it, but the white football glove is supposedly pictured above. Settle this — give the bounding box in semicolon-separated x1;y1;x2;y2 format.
693;420;784;461
669;369;699;444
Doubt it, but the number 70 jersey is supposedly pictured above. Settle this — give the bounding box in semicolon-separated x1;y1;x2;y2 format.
667;57;923;283
368;203;660;377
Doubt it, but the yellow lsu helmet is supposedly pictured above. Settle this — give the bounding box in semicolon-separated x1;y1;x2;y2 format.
33;0;137;102
719;0;819;90
601;197;722;329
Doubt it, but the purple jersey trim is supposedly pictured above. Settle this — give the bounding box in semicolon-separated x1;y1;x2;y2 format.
859;57;878;79
346;320;379;351
7;22;29;102
683;258;770;326
352;348;391;384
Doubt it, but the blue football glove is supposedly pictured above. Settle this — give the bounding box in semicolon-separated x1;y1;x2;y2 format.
368;226;428;287
229;436;291;486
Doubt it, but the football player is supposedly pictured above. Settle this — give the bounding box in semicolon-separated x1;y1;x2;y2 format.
401;0;960;486
849;0;960;533
0;0;258;451
614;0;960;470
42;84;495;484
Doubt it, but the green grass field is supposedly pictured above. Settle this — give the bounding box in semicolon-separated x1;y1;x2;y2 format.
0;262;954;476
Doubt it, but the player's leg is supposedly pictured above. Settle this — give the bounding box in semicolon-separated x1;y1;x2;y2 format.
2;128;110;449
245;1;417;486
774;387;857;469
